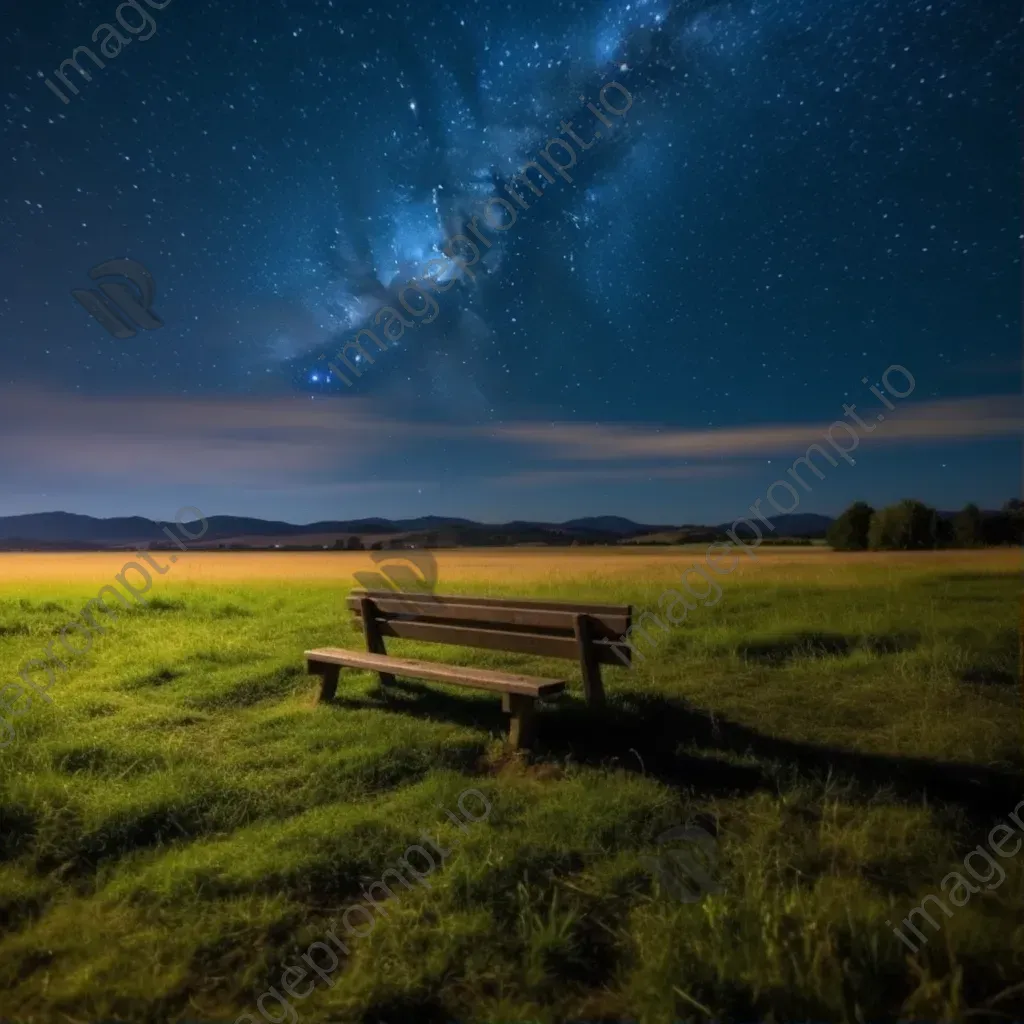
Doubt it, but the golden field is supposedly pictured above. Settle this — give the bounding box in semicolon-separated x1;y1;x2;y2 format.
0;544;1017;588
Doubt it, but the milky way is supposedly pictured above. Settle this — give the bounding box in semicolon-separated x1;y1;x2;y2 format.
0;0;1018;520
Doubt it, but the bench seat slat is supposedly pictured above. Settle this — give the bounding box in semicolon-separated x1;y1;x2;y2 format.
305;647;566;697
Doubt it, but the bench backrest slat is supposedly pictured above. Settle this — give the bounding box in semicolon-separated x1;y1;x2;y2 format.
345;593;628;638
348;589;631;667
346;590;630;617
364;618;631;666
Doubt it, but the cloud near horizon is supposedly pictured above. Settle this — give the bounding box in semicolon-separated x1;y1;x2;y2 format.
484;396;1022;461
1;390;1018;494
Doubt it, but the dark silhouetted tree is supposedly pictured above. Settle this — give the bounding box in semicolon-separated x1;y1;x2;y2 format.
826;501;874;550
935;514;955;548
1007;499;1024;544
953;503;984;547
983;499;1024;545
868;499;939;550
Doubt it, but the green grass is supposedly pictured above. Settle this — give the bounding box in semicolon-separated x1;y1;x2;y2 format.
0;556;1021;1023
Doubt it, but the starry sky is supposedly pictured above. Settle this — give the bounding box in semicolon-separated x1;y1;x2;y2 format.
0;0;1019;524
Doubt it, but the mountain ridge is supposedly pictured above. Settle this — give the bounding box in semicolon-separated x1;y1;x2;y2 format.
0;511;837;549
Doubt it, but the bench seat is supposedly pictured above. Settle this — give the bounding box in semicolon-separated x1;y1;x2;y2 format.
306;647;566;748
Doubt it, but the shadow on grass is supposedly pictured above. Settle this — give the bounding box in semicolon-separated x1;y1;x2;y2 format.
0;803;37;859
325;678;1022;824
0;799;199;878
0;888;46;934
358;996;451;1024
959;666;1016;686
142;596;188;613
186;665;305;711
119;666;186;691
737;630;920;666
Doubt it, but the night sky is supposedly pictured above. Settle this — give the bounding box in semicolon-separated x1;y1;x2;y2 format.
1;0;1019;524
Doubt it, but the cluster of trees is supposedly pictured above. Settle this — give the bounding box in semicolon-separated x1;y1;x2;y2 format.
827;499;1023;551
334;537;367;550
333;537;426;551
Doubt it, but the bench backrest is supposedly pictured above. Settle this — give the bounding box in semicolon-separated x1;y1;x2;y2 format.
347;590;633;667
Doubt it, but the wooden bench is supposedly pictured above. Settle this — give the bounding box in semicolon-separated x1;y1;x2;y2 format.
305;590;632;748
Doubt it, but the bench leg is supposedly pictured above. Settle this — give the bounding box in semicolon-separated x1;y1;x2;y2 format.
502;692;537;750
573;613;606;708
360;596;396;687
317;665;340;702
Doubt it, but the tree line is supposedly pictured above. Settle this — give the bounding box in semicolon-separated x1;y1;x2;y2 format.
827;499;1023;550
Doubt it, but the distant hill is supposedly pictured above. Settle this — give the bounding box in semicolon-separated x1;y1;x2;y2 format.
0;512;169;545
562;516;674;536
623;513;835;545
0;512;677;551
22;508;982;550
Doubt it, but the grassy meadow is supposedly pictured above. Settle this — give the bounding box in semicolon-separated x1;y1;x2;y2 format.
0;546;1021;1023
